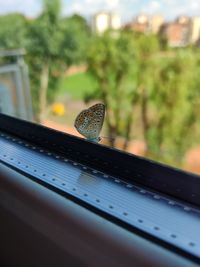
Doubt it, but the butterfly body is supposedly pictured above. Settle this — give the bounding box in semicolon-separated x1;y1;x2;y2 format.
74;103;105;142
87;137;101;143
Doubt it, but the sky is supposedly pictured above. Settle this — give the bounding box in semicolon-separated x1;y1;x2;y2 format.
0;0;200;23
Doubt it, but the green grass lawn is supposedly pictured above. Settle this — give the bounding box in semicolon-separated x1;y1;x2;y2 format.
58;72;97;100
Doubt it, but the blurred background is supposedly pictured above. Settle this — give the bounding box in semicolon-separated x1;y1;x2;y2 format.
0;0;200;174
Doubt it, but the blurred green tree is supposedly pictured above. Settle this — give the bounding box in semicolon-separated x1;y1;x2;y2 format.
86;31;200;165
27;0;68;120
87;31;139;148
132;34;199;164
27;0;90;120
130;33;161;147
0;13;28;50
146;49;199;164
0;8;199;167
60;14;91;63
0;13;28;65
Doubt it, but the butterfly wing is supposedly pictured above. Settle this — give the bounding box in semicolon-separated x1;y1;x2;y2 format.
74;103;105;140
84;103;105;139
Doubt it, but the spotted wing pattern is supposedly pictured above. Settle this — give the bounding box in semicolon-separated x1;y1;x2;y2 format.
74;103;105;140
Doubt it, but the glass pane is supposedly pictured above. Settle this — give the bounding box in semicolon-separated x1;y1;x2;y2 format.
0;1;200;176
0;71;17;116
0;65;32;120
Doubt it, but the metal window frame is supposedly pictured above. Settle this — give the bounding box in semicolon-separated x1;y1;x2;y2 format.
0;113;200;266
0;163;198;267
0;113;199;207
0;63;33;120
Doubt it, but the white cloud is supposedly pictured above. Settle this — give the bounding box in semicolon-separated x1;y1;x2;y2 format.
0;0;41;17
63;0;139;23
63;0;200;23
0;0;200;22
151;0;160;9
190;0;200;10
64;0;120;15
141;0;161;15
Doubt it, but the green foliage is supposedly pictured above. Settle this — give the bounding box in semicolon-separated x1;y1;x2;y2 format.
87;31;138;146
26;0;90;118
137;47;199;163
59;72;97;100
0;7;200;166
27;1;79;64
0;13;28;65
0;4;90;118
60;14;91;63
0;13;28;50
26;0;63;116
86;31;200;165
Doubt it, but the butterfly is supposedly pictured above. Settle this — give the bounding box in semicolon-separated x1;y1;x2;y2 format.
74;103;105;143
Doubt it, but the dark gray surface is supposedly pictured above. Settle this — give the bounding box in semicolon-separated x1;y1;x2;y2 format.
0;163;198;267
0;132;200;261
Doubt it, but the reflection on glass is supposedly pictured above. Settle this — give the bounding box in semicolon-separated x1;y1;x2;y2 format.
78;171;101;189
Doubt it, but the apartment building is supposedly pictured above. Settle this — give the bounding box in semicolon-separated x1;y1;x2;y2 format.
190;17;200;44
92;12;121;34
124;15;164;34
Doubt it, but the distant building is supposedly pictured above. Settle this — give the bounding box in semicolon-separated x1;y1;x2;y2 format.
176;15;190;25
123;15;149;33
161;23;190;47
118;13;200;47
160;16;191;47
92;12;121;34
149;15;164;34
190;17;200;44
124;14;164;34
136;14;148;24
175;16;200;45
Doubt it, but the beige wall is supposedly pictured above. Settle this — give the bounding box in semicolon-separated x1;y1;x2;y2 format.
190;17;200;43
110;14;121;30
150;15;164;33
92;12;121;34
95;13;109;33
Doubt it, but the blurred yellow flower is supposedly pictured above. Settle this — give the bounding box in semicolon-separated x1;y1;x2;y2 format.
52;103;65;116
